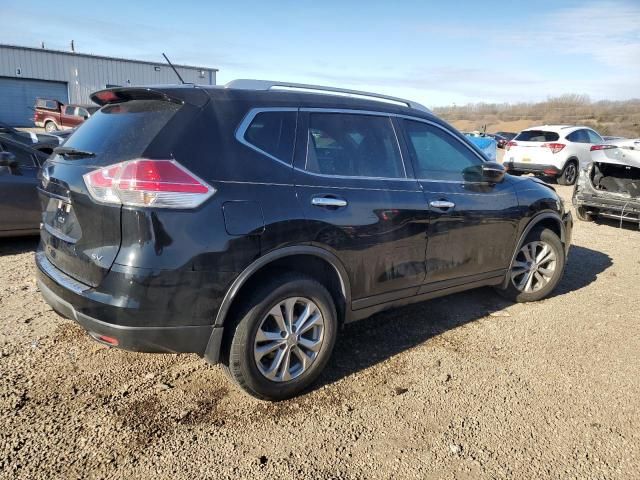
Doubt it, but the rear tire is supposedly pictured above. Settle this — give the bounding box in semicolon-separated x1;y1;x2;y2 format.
44;121;58;132
576;206;595;222
221;272;338;401
557;160;578;186
496;226;565;303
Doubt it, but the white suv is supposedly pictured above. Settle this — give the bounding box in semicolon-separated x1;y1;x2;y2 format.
503;125;604;185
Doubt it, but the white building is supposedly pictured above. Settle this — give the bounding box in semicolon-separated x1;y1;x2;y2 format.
0;44;218;126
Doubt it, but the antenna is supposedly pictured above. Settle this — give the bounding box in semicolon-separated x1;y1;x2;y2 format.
162;53;185;84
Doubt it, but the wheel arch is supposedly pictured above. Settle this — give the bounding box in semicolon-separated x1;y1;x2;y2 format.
502;212;565;288
203;245;351;364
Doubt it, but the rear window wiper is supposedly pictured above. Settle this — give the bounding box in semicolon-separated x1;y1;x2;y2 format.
53;146;96;158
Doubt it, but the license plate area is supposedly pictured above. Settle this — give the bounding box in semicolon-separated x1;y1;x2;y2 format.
42;197;82;244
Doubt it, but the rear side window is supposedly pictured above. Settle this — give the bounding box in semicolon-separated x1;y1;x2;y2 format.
243;111;297;163
62;100;181;164
64;106;75;115
305;113;404;178
515;130;560;142
566;129;590;143
403;120;482;181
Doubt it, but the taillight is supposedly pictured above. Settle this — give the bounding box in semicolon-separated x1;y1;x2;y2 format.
83;159;214;209
94;90;121;103
541;143;565;154
590;144;616;151
505;141;517;151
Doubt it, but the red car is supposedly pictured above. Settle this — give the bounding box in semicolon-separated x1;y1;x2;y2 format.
33;98;98;132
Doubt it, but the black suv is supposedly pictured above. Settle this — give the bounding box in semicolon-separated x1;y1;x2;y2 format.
36;81;572;400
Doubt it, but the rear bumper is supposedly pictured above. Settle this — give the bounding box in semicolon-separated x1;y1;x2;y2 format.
573;190;640;223
36;251;226;356
504;162;560;175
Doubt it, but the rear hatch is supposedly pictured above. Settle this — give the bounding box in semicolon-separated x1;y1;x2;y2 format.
506;130;561;165
38;90;197;287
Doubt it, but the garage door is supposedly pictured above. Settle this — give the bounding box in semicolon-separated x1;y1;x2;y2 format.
0;77;68;127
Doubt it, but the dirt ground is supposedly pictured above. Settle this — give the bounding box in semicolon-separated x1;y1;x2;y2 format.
1;184;639;479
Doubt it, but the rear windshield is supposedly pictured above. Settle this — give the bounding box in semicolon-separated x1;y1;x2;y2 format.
62;100;181;164
514;130;559;142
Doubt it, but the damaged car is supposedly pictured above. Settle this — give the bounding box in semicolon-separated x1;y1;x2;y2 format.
573;139;640;225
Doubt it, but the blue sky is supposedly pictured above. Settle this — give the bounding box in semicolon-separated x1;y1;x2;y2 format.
3;0;639;107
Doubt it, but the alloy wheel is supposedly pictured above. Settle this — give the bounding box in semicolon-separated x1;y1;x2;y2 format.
253;297;325;382
564;163;577;184
510;241;557;293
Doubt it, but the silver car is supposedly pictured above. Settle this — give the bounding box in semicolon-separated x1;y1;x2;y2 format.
572;138;640;225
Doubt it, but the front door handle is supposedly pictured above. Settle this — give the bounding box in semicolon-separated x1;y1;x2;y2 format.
311;196;348;208
430;200;456;210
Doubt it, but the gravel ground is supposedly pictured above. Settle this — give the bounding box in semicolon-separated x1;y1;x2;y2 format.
1;185;639;479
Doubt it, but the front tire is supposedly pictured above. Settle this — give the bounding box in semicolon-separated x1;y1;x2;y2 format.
557;160;578;185
497;226;565;302
222;273;338;401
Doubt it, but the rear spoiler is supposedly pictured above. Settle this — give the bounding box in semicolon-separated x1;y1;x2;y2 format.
90;86;210;108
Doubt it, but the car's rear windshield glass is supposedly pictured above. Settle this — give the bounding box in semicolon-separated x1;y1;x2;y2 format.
514;130;560;142
62;100;181;164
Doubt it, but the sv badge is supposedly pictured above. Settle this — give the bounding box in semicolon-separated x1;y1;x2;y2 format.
91;253;104;262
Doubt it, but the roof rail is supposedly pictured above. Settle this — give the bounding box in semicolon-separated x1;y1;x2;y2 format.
225;79;430;112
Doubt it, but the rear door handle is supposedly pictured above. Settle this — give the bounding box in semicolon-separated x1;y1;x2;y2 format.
430;200;456;210
311;196;348;208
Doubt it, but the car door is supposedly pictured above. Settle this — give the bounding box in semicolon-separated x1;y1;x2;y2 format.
566;129;594;168
399;119;520;288
0;140;43;234
294;110;430;306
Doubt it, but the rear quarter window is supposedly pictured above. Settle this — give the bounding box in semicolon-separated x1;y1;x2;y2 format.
243;111;297;163
514;130;559;142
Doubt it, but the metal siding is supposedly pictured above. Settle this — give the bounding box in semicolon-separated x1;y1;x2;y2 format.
0;45;217;121
0;77;68;126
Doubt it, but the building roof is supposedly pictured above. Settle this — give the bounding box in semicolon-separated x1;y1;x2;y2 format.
0;43;218;72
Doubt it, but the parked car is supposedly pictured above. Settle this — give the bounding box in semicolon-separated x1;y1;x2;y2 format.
503;125;605;185
33;98;99;132
36;81;572;400
573;138;640;225
50;127;77;145
496;131;516;141
490;132;516;149
0;121;61;150
0;137;49;237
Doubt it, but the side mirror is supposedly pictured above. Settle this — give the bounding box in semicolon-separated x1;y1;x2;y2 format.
0;151;18;168
463;162;505;184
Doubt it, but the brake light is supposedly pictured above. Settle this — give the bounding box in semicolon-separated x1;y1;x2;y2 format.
590;144;616;151
541;143;565;154
505;141;517;151
94;90;120;103
83;159;214;208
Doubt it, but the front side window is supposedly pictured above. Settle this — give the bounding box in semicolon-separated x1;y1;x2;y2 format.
586;129;603;144
403;120;482;181
243;111;297;163
305;113;404;178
